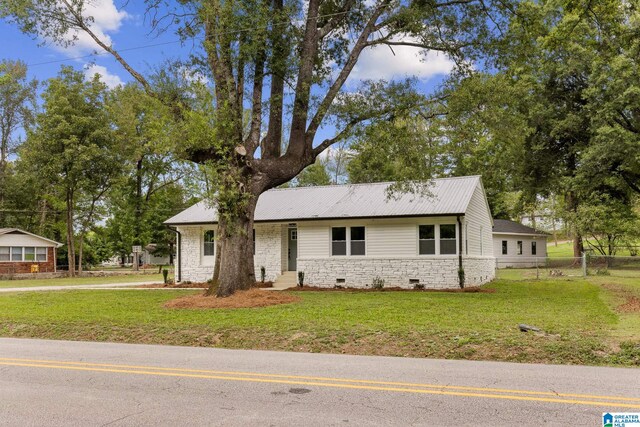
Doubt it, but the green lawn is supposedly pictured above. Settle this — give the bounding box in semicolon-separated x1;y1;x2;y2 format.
0;277;637;366
547;240;639;258
0;274;165;288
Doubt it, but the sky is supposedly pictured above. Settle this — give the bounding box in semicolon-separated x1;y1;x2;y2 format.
0;0;455;148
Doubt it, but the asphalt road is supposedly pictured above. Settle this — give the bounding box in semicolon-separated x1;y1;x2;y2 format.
0;338;638;426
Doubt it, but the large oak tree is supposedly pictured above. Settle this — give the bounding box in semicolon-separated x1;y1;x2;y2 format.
2;0;507;296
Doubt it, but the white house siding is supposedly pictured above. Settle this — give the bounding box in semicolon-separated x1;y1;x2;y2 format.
297;216;495;289
464;182;494;257
493;233;548;268
177;224;285;283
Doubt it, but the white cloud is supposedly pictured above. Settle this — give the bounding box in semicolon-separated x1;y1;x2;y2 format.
56;0;130;56
84;64;123;88
350;37;455;82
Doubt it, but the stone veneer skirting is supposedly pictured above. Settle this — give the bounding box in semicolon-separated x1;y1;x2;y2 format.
296;256;495;289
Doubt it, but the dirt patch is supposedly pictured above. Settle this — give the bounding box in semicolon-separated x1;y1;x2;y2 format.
164;288;299;309
290;285;495;293
602;283;640;313
138;281;274;289
619;296;640;313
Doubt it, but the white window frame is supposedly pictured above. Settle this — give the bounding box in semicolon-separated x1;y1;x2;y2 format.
0;246;10;262
439;224;458;255
531;241;537;256
418;224;436;255
330;226;366;257
201;228;216;265
417;223;458;256
0;246;49;262
36;247;48;262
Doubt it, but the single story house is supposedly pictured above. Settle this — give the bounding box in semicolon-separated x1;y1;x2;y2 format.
0;228;63;274
492;219;549;268
165;176;496;289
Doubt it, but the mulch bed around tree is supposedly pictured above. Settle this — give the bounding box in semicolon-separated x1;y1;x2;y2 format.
289;285;494;293
618;296;640;313
164;288;300;309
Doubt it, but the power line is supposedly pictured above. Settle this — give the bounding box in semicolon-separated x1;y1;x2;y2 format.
26;10;353;68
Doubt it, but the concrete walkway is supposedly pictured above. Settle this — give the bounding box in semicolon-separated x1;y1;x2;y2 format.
0;281;166;293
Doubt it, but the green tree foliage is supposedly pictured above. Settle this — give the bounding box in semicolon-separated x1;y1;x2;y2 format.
1;0;512;296
19;67;121;275
0;59;37;222
295;159;331;187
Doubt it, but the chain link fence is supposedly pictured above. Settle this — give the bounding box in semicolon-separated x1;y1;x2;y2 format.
496;255;640;280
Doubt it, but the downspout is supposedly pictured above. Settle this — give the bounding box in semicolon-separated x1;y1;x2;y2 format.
457;215;464;289
166;226;181;283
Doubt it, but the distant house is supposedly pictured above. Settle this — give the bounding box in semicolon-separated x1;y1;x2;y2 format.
492;220;549;268
0;228;63;274
165;176;496;289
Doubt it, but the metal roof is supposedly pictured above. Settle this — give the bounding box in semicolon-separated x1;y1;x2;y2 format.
492;219;549;236
0;228;63;246
165;176;482;225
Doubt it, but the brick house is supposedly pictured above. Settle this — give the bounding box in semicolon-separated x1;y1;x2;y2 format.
0;228;62;274
165;176;496;289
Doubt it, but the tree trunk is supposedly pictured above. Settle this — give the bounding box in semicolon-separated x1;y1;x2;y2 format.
66;192;76;277
77;234;84;274
566;191;584;258
206;194;258;297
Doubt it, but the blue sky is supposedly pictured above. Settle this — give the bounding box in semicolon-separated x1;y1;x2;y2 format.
1;0;453;150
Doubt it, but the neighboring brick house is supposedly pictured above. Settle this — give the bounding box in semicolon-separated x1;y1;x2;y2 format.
0;228;62;274
165;176;496;289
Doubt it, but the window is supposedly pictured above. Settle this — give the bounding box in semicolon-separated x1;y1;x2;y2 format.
350;227;365;256
419;225;436;255
11;247;22;261
290;230;297;240
532;241;537;255
502;240;508;255
24;247;35;261
36;247;47;261
331;227;347;256
440;224;457;255
517;241;523;255
0;247;9;261
203;230;215;256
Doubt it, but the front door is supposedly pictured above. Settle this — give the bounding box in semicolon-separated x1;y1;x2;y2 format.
288;228;297;271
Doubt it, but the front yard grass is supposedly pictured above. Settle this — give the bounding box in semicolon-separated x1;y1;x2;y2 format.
0;273;165;288
0;276;637;366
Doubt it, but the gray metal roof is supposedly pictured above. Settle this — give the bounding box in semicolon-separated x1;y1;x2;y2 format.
0;228;63;246
492;219;549;236
165;176;482;225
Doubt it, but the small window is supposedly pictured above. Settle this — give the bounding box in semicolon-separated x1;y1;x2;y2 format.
440;224;457;255
502;240;508;255
419;225;435;255
24;247;35;261
11;247;22;261
350;226;365;256
532;241;537;255
0;247;9;261
517;241;523;255
290;230;297;240
331;227;347;256
36;247;47;262
203;230;215;256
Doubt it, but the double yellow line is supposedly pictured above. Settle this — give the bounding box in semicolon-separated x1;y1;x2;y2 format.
1;357;639;409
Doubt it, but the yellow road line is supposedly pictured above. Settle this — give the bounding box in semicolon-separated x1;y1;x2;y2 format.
0;360;639;409
0;357;638;403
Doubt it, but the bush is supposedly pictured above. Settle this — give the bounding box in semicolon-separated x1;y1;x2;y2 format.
595;268;610;276
297;271;304;287
260;266;266;283
371;276;385;290
458;268;465;289
162;269;169;284
413;283;425;290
